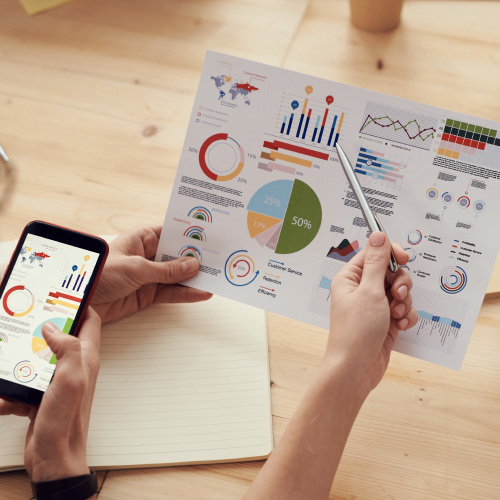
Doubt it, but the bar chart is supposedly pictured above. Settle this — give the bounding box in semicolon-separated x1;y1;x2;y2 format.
354;144;409;190
258;140;329;176
397;287;468;354
59;257;91;295
277;92;348;149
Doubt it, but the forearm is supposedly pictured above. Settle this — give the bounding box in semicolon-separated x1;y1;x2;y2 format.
243;355;369;500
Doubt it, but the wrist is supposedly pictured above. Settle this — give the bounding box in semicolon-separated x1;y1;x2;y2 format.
31;456;89;483
319;350;372;402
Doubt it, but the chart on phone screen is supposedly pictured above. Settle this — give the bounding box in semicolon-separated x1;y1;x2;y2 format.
0;234;98;392
155;50;500;370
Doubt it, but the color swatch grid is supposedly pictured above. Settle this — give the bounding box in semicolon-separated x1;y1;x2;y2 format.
277;93;348;148
437;119;500;170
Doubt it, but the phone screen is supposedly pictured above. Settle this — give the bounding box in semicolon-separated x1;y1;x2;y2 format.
0;233;100;393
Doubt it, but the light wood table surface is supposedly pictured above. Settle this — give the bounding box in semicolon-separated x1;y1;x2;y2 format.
1;1;500;498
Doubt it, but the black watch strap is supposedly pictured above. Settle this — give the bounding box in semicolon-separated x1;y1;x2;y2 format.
31;471;98;500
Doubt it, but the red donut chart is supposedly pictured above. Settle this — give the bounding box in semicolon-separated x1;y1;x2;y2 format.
198;133;244;181
3;285;35;317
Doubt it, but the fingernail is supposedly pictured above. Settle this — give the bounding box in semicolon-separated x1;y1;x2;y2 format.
398;285;408;300
370;231;385;247
44;322;58;334
394;303;405;316
181;258;199;274
399;318;409;330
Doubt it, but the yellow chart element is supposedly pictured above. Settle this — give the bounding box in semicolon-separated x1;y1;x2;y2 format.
247;212;282;238
32;337;48;354
46;299;79;310
337;112;345;133
301;98;309;114
269;151;312;167
14;305;34;317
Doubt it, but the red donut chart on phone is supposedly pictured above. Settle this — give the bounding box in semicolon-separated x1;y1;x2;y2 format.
3;285;35;317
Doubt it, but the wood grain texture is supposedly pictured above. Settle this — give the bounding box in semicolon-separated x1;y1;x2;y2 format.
1;0;500;498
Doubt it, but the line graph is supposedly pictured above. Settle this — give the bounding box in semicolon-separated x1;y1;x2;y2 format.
359;101;438;151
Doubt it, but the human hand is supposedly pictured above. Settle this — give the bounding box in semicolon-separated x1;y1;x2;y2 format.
327;232;418;394
0;309;101;483
91;225;212;323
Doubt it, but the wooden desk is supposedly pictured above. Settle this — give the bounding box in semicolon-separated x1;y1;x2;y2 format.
1;1;499;498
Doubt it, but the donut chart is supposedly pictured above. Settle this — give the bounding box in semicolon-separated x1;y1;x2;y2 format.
14;361;37;383
198;133;244;181
407;230;422;245
440;266;467;294
224;250;259;286
179;245;202;261
2;285;35;317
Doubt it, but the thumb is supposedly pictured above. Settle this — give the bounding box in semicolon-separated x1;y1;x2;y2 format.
42;321;81;365
360;231;391;288
141;256;200;285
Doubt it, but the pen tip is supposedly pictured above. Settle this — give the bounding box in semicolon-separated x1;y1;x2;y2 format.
0;145;9;163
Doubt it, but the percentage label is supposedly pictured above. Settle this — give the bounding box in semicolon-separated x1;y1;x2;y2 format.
296;171;304;176
312;164;320;169
329;156;339;162
292;217;312;229
238;178;247;183
254;221;266;229
189;147;199;153
248;153;257;159
264;197;281;207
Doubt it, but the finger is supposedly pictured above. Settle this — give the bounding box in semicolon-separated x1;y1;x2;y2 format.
360;232;391;290
393;306;418;331
386;267;413;300
154;284;213;304
0;398;30;417
42;321;82;369
390;294;413;319
76;307;101;356
391;242;409;266
331;247;367;290
140;257;201;285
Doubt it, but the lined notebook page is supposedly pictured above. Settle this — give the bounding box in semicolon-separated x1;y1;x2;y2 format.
0;240;273;471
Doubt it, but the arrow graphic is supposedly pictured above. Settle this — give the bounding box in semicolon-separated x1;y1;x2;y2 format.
260;286;274;292
269;260;284;265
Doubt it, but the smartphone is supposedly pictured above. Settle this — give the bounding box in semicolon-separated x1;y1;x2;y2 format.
0;221;108;406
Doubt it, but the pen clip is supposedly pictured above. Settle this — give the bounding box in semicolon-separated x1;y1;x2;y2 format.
372;213;398;273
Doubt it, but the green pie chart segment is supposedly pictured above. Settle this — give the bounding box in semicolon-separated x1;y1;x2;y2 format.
275;180;322;254
247;179;322;255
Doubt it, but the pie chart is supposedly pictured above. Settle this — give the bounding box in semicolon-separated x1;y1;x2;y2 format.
247;179;322;254
199;133;244;181
2;285;35;317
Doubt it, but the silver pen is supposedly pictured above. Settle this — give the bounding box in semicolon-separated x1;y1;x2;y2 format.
335;143;398;273
0;144;9;163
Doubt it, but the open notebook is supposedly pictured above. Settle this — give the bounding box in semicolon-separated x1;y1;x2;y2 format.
0;238;273;471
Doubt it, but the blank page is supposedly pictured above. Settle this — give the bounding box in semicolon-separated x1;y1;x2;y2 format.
0;240;273;471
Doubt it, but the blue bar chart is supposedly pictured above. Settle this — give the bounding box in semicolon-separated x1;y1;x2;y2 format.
277;92;348;149
354;144;409;190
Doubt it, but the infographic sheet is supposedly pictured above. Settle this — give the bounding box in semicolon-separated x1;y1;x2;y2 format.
156;51;500;370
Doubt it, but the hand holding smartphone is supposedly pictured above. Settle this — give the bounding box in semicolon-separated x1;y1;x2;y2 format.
0;221;108;406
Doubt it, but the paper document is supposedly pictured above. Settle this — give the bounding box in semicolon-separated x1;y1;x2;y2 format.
156;51;500;370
